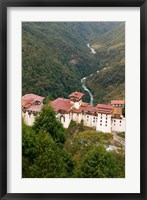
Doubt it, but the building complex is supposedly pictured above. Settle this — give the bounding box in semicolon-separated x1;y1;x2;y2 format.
22;92;125;133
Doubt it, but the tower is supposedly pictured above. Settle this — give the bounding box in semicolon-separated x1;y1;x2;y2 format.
68;91;84;109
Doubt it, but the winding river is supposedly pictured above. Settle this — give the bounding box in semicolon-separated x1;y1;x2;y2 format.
87;43;96;54
81;77;94;106
81;43;96;106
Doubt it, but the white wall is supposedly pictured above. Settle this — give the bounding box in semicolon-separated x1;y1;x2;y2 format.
112;118;125;132
96;113;111;133
23;111;35;126
58;113;72;128
72;113;82;123
23;110;125;133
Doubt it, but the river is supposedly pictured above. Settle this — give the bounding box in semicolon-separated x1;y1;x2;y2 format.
81;77;94;106
87;43;96;54
81;43;96;106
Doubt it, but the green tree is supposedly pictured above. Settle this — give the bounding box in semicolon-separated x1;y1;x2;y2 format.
22;122;75;178
79;119;84;132
76;146;124;178
33;103;66;144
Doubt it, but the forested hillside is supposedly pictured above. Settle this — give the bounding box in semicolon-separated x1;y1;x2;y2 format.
22;22;120;101
87;22;125;104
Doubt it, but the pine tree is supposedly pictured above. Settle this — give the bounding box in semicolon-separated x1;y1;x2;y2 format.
22;122;75;178
33;103;66;144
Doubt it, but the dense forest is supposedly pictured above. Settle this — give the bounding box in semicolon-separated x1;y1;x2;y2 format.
87;22;125;104
22;104;125;178
22;22;124;103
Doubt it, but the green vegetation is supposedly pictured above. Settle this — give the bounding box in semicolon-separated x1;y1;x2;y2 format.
22;22;124;103
87;22;125;104
91;22;125;68
22;105;75;178
65;131;113;160
76;146;125;178
22;104;125;178
65;130;124;177
33;103;66;144
117;132;125;139
22;22;125;178
87;64;125;104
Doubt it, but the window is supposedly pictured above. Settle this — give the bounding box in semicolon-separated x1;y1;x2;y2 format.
105;121;107;123
87;116;89;118
60;116;65;123
114;124;115;126
100;120;102;122
120;121;122;123
101;117;102;119
100;124;102;126
114;120;116;122
120;124;121;126
105;124;107;126
93;117;95;119
106;117;107;120
93;120;95;123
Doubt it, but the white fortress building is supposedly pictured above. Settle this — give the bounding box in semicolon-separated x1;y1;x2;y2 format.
22;93;44;126
22;92;125;133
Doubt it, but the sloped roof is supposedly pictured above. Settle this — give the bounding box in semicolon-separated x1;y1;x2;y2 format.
26;105;42;112
73;105;97;113
97;104;114;114
69;91;84;100
22;93;44;109
51;98;73;112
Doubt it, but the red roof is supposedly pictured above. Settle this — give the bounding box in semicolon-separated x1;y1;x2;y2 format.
97;104;114;114
69;91;84;100
82;105;97;112
97;104;114;110
73;105;97;113
22;94;44;109
26;105;42;112
51;98;73;112
111;100;125;105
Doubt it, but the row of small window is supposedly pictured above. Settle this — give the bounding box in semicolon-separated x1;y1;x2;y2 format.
87;116;108;120
113;120;122;123
113;104;123;107
100;120;107;123
87;116;97;119
87;119;97;123
100;124;107;126
100;117;107;120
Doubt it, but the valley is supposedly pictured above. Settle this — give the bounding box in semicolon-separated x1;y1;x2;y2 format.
22;22;125;178
22;22;125;105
